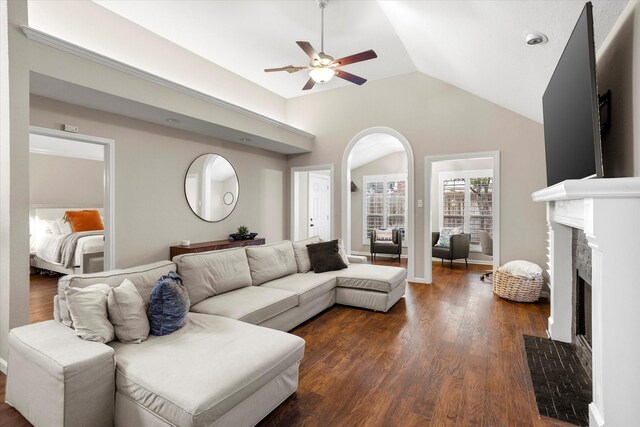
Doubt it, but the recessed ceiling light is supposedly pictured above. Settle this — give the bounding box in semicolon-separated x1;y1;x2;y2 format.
526;32;548;45
165;118;180;123
241;137;252;142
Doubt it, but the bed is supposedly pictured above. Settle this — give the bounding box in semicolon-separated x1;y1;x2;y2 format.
30;207;105;275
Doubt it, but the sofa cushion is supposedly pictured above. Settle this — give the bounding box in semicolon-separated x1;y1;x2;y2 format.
246;241;297;285
107;279;149;344
147;272;190;336
57;260;176;327
292;236;321;273
66;283;114;343
262;273;336;305
109;313;305;427
190;286;298;325
173;248;252;306
327;264;407;293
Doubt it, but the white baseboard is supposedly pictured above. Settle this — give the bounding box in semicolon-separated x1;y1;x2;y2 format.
0;356;7;374
410;277;427;284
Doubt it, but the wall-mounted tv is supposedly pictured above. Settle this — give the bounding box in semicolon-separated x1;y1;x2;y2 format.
543;2;603;187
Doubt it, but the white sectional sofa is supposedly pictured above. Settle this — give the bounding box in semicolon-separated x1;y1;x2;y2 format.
6;239;407;427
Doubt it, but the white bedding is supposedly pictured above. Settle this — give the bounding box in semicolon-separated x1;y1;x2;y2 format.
34;233;104;267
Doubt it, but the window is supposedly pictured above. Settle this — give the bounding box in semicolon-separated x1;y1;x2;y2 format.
439;170;493;249
363;174;407;245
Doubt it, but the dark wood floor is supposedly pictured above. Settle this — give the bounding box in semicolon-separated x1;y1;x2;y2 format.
29;272;60;324
2;264;570;427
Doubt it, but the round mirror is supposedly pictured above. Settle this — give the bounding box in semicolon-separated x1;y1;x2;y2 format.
184;154;239;222
223;192;234;205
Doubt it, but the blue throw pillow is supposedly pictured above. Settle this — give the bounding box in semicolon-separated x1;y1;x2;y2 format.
147;271;190;336
435;227;463;248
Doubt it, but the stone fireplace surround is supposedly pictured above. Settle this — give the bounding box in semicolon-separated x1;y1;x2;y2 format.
532;177;640;427
573;228;593;376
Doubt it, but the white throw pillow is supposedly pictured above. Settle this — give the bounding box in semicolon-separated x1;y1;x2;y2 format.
107;278;150;343
375;229;393;243
338;238;350;266
498;260;542;279
57;218;73;235
66;283;114;343
292;236;322;273
39;219;60;234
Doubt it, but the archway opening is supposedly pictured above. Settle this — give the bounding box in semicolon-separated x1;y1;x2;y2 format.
342;127;415;281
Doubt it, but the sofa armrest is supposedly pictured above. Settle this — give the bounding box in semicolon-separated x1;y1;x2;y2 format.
6;320;115;427
347;255;368;264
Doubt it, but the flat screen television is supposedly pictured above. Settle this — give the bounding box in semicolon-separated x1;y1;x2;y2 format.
543;2;603;187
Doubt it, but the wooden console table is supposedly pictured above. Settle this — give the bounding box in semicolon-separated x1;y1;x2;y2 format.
169;238;265;259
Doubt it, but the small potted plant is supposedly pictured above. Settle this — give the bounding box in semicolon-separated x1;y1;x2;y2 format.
229;225;257;240
237;225;249;239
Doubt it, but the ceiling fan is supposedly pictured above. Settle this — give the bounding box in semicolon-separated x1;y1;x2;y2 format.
264;0;377;91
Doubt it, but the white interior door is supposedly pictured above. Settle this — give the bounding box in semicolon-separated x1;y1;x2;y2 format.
308;172;330;240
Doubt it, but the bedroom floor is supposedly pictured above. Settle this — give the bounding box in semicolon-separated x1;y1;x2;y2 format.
2;264;572;427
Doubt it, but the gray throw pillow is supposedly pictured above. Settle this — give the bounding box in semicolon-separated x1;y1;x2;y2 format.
108;279;150;343
306;240;348;273
293;236;321;273
147;272;190;336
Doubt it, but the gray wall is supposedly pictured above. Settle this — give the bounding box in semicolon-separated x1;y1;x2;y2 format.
287;71;547;281
30;153;104;206
30;95;288;268
596;1;640;178
350;151;408;255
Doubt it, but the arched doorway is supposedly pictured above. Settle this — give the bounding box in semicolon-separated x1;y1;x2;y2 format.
342;127;415;281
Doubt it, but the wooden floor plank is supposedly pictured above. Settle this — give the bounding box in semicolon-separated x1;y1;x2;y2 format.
1;263;575;427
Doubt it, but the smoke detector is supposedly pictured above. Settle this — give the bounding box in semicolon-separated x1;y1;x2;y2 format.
526;32;548;45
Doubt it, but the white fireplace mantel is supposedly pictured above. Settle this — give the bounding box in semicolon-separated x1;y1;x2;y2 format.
532;177;640;427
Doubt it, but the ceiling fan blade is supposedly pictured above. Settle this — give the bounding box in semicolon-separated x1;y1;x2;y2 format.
302;77;316;91
264;65;308;73
335;70;367;85
333;50;377;67
297;41;320;61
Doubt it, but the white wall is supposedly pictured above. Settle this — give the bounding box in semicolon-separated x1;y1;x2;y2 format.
1;1;30;371
27;0;288;123
30;153;104;206
294;171;309;240
30;95;288;267
260;169;284;245
287;71;547;281
350;151;408;255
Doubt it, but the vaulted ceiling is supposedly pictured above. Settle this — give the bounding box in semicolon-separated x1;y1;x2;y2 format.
90;1;628;123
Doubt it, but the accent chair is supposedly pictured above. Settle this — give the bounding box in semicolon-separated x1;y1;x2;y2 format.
432;231;470;269
370;229;402;262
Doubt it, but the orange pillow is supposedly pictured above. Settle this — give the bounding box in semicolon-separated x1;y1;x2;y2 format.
63;210;104;232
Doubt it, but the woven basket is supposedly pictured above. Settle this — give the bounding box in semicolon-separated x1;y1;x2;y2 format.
492;269;543;302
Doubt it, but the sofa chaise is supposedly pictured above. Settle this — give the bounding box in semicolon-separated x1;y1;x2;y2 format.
6;239;407;426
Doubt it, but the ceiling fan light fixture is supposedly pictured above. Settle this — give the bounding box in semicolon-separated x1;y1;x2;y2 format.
309;67;335;83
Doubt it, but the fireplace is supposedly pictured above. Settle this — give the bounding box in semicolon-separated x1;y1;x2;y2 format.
532;177;640;426
572;229;592;375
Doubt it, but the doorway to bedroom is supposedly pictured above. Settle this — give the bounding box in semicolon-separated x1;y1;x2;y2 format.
28;126;115;323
